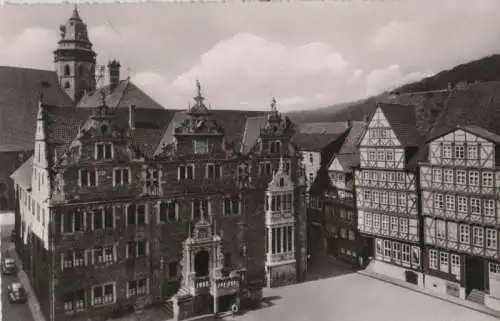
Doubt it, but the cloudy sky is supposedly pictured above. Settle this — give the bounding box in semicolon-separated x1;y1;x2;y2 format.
1;0;500;111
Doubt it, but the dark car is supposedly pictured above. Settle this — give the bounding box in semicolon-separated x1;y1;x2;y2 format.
7;282;27;303
2;258;17;275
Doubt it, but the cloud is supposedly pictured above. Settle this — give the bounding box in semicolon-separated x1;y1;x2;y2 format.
171;32;372;110
365;64;426;96
0;28;56;69
369;21;421;52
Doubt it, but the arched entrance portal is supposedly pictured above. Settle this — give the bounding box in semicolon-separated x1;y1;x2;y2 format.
194;250;210;277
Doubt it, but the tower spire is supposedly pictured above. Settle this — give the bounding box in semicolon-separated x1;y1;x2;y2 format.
71;4;82;21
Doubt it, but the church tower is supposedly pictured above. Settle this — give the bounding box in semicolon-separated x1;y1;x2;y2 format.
53;6;97;103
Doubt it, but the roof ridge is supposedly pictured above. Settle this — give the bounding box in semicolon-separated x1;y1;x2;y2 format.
112;79;130;108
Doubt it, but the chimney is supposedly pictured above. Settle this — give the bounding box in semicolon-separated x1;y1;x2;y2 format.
129;104;136;130
346;120;353;128
107;60;121;92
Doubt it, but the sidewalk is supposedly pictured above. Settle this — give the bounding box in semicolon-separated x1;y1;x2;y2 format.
325;257;500;319
7;243;47;321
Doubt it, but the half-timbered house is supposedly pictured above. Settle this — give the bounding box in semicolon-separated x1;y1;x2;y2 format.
418;80;500;310
291;124;350;267
325;120;370;266
354;103;429;286
10;82;308;321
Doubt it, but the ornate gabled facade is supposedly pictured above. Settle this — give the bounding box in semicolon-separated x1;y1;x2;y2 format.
354;103;425;286
11;83;307;321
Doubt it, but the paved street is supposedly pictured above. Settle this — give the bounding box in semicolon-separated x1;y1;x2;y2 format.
1;213;35;321
229;268;500;321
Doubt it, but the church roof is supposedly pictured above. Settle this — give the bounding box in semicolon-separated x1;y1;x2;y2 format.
0;66;73;152
77;79;165;110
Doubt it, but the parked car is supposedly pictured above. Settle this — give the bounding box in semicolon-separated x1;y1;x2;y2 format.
7;282;27;303
2;258;17;275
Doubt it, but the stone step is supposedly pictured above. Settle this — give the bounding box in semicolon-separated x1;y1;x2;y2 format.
467;290;485;305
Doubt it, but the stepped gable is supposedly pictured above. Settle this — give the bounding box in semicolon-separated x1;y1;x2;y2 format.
77;78;165;110
0;66;73;152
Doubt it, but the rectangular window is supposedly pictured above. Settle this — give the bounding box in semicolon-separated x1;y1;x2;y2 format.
454;145;465;159
223;196;241;216
377;151;385;161
467;144;478;160
127;278;149;297
193;139;209;155
484;199;495;217
365;213;373;227
486;229;497;250
386;150;395;161
61;250;86;269
459;224;470;244
92;207;114;230
469;171;479;186
61;210;84;234
444;169;454;184
440;252;449;273
159;200;178;223
260;162;273;176
390;217;398;233
368;151;376;161
451;254;460;277
95;142;113;160
441;144;452;158
363;190;372;202
178;164;195;180
429;249;438;269
78;169;97;187
206;164;222;179
381;216;389;231
126;240;149;258
456;170;466;185
432;168;442;183
113;168;130;186
457;196;468;213
92;245;115;264
398;193;406;206
383;240;391;257
473;226;484;247
402;244;410;263
348;230;355;241
482;172;494;187
399;219;409;234
63;290;86;313
92;283;115;306
445;195;455;211
373;214;381;229
434;193;444;209
376;239;383;256
471;198;481;214
389;192;397;205
126;204;147;226
192;199;210;221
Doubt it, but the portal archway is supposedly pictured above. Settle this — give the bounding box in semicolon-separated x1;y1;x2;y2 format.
194;250;210;277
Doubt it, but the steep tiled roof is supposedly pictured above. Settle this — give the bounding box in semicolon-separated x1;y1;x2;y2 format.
296;122;349;134
338;121;367;154
377;103;425;147
45;106;176;160
240;116;267;154
0;66;73;152
154;110;267;156
77;79;165;110
428;81;500;139
10;156;33;189
291;132;346;152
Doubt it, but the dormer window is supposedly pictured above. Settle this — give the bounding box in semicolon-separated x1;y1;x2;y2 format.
95;142;113;160
193;139;209;155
